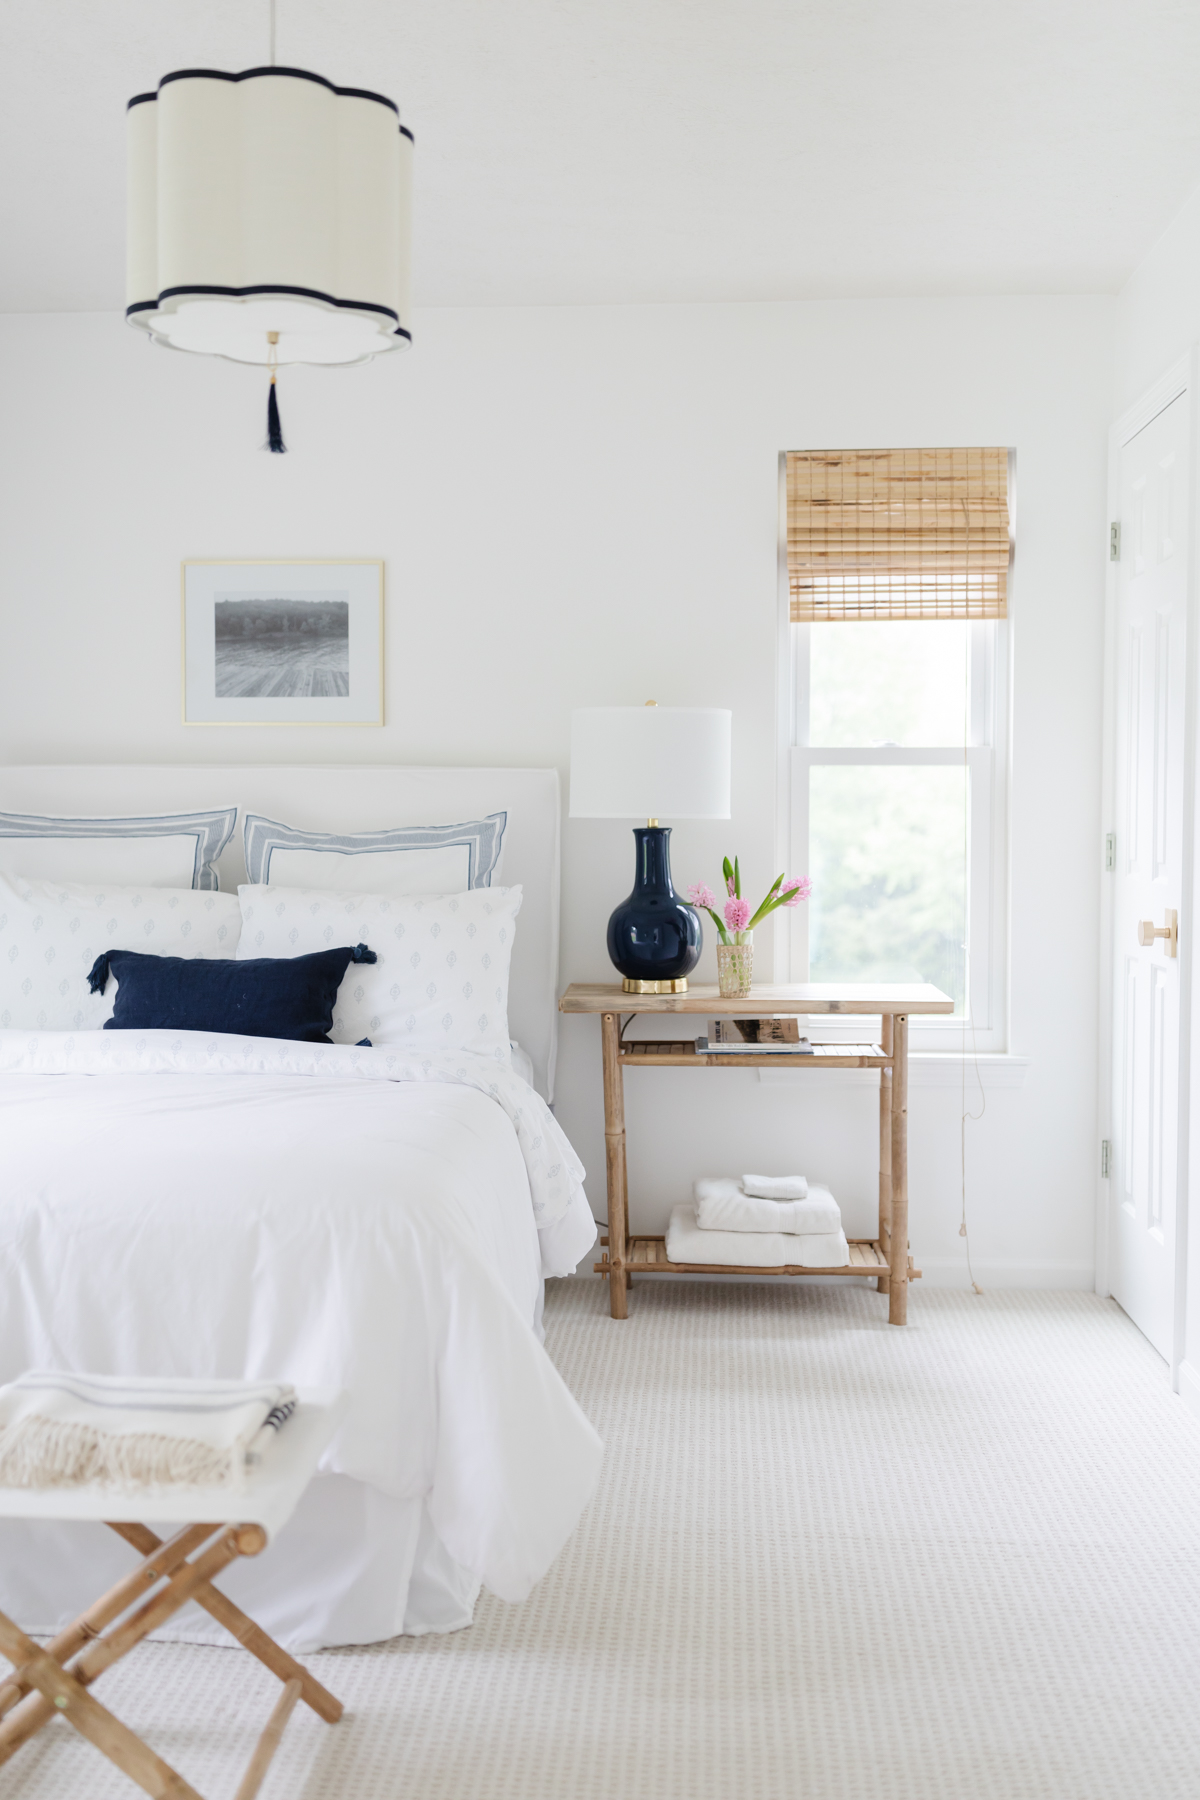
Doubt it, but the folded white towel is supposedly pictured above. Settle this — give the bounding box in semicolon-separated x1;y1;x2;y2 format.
0;1372;296;1492
695;1177;841;1235
666;1204;850;1269
742;1173;808;1200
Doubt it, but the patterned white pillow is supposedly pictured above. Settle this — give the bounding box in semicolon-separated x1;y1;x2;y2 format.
0;875;241;1031
236;884;522;1058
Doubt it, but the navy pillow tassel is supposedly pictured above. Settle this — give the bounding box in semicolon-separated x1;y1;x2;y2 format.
87;953;111;994
351;944;377;963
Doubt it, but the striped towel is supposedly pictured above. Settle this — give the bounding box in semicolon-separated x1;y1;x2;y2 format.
0;1372;296;1492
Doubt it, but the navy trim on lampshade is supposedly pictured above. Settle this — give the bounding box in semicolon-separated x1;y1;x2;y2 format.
88;944;377;1044
606;827;702;986
129;68;412;132
126;285;405;329
125;293;414;341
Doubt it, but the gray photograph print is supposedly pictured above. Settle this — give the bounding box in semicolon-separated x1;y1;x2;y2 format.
214;592;350;698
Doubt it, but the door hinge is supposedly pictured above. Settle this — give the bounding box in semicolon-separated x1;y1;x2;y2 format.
1101;1139;1111;1178
1110;521;1121;562
1105;831;1116;871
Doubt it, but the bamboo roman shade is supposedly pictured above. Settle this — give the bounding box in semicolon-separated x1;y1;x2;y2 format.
786;447;1011;622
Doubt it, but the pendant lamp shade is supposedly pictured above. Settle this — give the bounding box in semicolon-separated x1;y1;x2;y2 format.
126;68;413;366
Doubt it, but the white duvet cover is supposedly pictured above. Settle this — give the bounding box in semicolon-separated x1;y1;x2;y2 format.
0;1029;601;1648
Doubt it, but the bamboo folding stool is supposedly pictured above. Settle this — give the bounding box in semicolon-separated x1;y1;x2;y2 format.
559;982;955;1325
0;1390;347;1799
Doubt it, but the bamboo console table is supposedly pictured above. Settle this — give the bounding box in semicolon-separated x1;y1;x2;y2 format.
559;983;954;1326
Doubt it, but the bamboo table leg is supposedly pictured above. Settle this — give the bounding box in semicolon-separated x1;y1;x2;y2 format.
108;1524;343;1723
233;1678;302;1800
0;1611;202;1800
878;1014;893;1299
0;1522;213;1720
601;1011;629;1319
0;1518;340;1797
888;1013;909;1325
0;1526;253;1762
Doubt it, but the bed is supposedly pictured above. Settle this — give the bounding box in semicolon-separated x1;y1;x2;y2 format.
0;766;601;1652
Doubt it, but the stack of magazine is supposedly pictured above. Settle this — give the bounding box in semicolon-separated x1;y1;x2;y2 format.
696;1018;815;1055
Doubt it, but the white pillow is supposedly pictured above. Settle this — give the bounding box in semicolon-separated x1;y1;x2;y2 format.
0;875;241;1032
0;807;236;890
236;883;522;1058
242;812;507;891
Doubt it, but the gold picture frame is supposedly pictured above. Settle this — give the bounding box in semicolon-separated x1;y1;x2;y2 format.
181;559;384;727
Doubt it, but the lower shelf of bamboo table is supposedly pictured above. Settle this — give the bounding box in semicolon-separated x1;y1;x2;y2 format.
595;1236;920;1281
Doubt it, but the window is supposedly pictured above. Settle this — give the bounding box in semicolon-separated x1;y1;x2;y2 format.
777;449;1012;1051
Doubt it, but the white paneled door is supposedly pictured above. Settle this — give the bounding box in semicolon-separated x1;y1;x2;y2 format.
1110;392;1189;1359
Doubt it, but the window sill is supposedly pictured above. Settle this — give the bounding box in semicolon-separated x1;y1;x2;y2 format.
757;1054;1029;1091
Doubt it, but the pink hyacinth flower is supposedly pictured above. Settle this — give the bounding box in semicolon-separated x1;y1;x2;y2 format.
726;874;737;897
724;897;751;932
687;882;718;911
779;876;812;907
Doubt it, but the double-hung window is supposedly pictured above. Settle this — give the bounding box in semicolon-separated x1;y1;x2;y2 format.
778;448;1012;1052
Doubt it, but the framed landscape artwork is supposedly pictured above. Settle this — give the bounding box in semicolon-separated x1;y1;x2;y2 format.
182;560;383;726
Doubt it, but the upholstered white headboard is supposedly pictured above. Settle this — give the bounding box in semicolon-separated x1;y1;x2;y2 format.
0;766;562;1101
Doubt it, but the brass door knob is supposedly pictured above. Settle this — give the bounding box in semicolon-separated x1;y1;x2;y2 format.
1138;911;1178;957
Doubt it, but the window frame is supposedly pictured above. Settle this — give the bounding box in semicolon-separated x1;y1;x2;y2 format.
775;453;1011;1054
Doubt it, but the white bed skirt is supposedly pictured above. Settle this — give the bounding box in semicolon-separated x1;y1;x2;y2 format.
0;1472;482;1653
0;1044;603;1648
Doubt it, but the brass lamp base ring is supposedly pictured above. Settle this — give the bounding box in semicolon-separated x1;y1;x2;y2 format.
621;977;689;994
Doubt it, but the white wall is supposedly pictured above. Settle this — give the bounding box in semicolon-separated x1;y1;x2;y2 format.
1117;184;1200;414
1116;184;1200;1397
0;296;1114;1285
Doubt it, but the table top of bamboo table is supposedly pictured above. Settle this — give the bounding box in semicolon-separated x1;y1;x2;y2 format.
559;982;954;1017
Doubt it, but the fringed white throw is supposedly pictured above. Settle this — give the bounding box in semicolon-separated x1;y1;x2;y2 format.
0;1372;296;1491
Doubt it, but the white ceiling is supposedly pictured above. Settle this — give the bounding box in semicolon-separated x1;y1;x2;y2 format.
4;0;1200;313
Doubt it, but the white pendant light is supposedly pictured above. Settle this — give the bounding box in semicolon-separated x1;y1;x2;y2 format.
126;4;413;446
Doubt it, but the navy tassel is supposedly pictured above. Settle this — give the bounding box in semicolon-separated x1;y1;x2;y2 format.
355;1037;373;1048
266;377;286;454
351;944;378;964
87;952;111;994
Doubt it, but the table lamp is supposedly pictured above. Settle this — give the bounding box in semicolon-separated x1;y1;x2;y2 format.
570;704;732;993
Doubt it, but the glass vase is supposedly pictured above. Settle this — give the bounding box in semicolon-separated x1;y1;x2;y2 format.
716;933;754;998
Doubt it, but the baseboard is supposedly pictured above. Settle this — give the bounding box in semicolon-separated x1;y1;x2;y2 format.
915;1259;1096;1290
1178;1359;1200;1420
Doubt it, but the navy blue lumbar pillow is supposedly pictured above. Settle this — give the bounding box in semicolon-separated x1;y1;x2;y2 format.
86;944;378;1044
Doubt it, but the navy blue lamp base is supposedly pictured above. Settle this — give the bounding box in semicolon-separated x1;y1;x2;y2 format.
606;826;702;993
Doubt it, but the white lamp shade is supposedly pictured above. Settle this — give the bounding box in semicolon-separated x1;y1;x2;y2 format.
126;68;413;366
570;708;732;819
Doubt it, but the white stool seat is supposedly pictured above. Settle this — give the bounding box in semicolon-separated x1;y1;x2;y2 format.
0;1387;349;1800
0;1388;346;1539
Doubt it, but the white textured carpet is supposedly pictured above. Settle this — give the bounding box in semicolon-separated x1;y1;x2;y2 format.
6;1282;1200;1800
